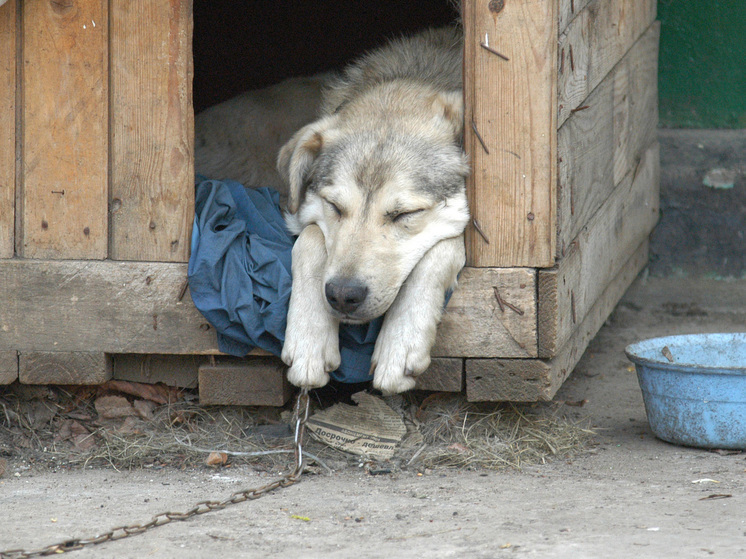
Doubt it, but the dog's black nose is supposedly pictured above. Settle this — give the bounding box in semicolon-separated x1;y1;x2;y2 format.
325;279;368;315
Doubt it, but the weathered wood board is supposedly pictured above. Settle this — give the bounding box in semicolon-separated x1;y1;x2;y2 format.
558;24;659;254
415;358;463;393
0;351;18;384
539;143;659;357
0;259;524;361
113;354;204;389
19;351;112;385
198;357;292;407
0;260;217;354
0;0;15;259
463;0;557;268
467;240;649;402
110;0;194;262
434;267;537;358
559;0;592;33
558;0;657;126
21;0;108;259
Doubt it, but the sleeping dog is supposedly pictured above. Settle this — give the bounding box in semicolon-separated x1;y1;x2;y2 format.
196;27;469;394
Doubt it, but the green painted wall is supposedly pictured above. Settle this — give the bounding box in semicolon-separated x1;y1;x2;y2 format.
658;1;746;128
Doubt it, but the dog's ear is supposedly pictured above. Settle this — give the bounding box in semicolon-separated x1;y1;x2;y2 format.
431;91;464;141
277;115;338;214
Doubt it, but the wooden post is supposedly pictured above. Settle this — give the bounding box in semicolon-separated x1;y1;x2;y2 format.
463;0;557;268
21;0;109;259
0;0;15;259
110;0;194;262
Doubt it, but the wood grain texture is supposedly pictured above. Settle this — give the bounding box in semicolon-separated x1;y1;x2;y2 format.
558;0;657;126
0;0;15;258
0;260;218;354
558;24;659;253
0;260;535;359
21;0;108;259
112;354;203;389
559;0;592;33
110;0;194;262
198;357;292;407
19;351;111;385
466;240;649;402
463;0;557;268
539;143;659;358
0;351;18;384
434;267;537;358
415;358;463;392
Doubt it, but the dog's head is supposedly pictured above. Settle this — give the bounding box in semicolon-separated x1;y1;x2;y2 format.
278;82;469;324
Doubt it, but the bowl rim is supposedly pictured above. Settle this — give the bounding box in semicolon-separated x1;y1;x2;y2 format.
625;332;746;375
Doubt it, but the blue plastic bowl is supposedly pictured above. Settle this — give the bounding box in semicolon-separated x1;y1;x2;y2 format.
625;333;746;449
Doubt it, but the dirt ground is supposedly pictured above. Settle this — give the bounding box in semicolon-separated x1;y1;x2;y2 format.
2;275;745;559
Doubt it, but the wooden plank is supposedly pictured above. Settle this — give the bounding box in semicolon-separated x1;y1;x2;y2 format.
558;0;657;126
110;0;194;262
0;259;534;359
21;0;108;259
19;351;112;385
0;351;18;384
198;357;292;407
558;24;659;253
0;260;217;354
466;239;649;402
539;142;659;358
463;0;557;268
112;354;203;389
415;358;463;393
0;0;15;258
434;267;537;358
559;0;592;34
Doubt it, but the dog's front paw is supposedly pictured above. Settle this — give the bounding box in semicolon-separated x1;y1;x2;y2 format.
282;328;340;389
370;329;432;395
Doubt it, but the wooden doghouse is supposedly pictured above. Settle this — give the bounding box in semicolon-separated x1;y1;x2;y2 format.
0;0;659;405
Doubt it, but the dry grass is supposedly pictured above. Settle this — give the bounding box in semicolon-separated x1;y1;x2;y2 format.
402;393;595;470
1;386;594;473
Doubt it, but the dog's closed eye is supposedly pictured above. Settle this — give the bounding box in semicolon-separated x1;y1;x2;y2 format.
389;209;425;223
323;198;344;218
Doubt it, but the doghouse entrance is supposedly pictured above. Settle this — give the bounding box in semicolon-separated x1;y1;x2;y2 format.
191;1;460;114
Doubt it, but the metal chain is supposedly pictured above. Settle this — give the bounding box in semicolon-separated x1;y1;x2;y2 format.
0;389;311;559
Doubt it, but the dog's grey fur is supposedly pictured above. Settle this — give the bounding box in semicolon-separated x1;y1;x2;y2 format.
278;26;469;394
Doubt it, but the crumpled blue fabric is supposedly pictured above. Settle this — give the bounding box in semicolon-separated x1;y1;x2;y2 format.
188;179;382;383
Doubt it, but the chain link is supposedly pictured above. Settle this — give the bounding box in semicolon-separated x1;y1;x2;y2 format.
0;389;311;559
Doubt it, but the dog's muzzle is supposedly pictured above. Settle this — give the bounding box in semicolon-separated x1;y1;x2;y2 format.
325;278;368;316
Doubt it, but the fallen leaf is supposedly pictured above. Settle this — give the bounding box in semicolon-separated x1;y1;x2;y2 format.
117;416;144;435
206;452;228;467
95;395;136;419
0;458;7;477
101;380;181;405
26;400;57;429
290;515;311;521
133;399;156;420
73;432;96;451
661;346;674;363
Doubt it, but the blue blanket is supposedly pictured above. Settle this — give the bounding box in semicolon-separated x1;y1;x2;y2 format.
188;179;382;383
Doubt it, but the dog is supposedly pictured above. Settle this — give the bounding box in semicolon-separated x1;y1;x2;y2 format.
277;26;469;394
195;73;331;192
